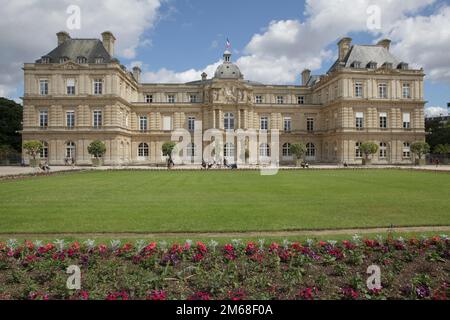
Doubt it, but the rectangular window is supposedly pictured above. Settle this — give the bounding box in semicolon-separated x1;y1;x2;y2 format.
163;116;172;131
188;117;195;131
260;116;269;130
39;80;49;96
307;118;314;132
379;143;387;158
145;94;153;103
379;112;388;129
139;116;148;132
355;82;363;98
402;83;411;99
39;110;48;128
378;83;387;99
355;142;362;158
403;112;411;129
284;117;292;132
255;96;263;104
66;111;75;128
355;112;364;129
93;111;102;128
93;79;103;95
66;78;76;95
403;142;411;158
276;96;284;104
297;96;305;105
167;95;175;103
189;95;197;103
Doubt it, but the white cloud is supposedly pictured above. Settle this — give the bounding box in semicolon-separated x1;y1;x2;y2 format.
0;0;162;98
142;62;221;83
388;6;450;84
139;0;438;84
425;106;449;117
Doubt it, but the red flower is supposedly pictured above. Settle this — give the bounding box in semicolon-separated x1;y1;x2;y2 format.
341;287;359;300
147;290;166;301
106;291;129;300
343;240;356;250
188;292;210;300
228;289;246;301
196;242;207;254
145;242;157;252
298;287;318;300
223;244;236;260
29;291;49;300
193;253;204;262
269;242;279;252
98;244;107;254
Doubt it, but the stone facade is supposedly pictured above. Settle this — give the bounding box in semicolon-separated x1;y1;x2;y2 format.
22;32;426;165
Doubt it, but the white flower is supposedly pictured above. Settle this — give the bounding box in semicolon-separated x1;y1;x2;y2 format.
33;240;43;248
306;239;314;247
328;240;337;246
135;240;146;253
232;239;242;247
283;239;290;249
110;239;122;251
208;240;218;252
54;239;66;252
375;235;383;243
258;239;265;251
159;241;168;251
440;234;448;240
6;239;17;250
84;239;96;250
397;237;405;243
352;234;361;242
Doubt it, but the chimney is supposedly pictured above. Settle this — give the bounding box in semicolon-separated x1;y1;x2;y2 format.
132;66;141;83
377;39;391;51
201;72;207;81
101;31;116;57
57;31;71;46
337;37;352;61
301;69;311;86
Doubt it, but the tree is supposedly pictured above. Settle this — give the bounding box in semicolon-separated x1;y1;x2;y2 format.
434;144;450;155
360;142;379;164
290;143;307;166
0;98;23;152
87;140;106;159
23;140;43;167
162;142;177;163
411;141;430;161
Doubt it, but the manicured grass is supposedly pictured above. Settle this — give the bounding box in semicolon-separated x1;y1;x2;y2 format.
0;170;449;233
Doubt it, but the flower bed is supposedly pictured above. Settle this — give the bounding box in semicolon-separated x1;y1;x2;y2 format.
0;235;448;300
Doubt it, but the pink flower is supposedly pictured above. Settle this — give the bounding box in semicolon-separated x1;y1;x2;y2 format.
228;289;246;301
106;291;129;300
188;292;210;300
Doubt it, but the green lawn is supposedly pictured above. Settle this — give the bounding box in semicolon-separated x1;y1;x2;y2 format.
0;170;449;233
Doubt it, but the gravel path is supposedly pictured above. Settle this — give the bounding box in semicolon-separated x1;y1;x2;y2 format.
1;226;449;239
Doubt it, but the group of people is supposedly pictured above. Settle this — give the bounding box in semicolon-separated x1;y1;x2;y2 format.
39;161;50;173
64;157;76;168
201;159;238;170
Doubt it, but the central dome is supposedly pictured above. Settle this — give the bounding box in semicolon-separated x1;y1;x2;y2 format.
214;50;243;79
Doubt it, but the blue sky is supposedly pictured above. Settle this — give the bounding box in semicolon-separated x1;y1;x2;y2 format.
0;0;449;116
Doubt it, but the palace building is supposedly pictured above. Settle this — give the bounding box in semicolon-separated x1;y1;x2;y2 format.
22;31;426;165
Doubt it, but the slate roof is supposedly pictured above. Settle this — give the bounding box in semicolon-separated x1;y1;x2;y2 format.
327;45;402;73
37;39;113;64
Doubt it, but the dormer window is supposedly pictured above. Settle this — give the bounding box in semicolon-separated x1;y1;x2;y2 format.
95;57;104;64
351;61;361;69
382;62;393;69
59;57;69;64
41;57;51;64
77;56;87;64
398;62;409;70
367;61;377;69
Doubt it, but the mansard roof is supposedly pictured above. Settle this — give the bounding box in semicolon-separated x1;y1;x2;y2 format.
328;45;401;73
37;39;113;64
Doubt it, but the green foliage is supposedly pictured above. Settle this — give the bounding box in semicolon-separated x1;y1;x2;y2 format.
290;143;307;160
162;142;177;160
425;118;450;150
0;98;23;152
87;140;106;159
433;144;450;155
22;140;43;160
360;142;379;159
410;141;430;159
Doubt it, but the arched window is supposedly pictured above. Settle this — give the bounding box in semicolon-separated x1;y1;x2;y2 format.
66;141;76;159
306;143;316;157
224;113;235;130
282;143;291;157
186;143;195;158
224;143;235;157
138;143;149;158
379;142;387;159
259;143;270;157
39;141;49;159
